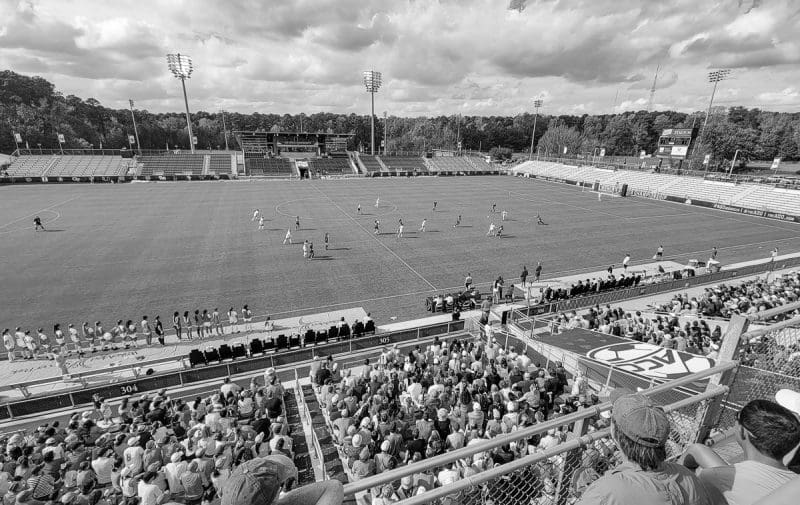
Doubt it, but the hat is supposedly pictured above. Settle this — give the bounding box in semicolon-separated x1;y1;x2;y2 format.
127;436;139;447
61;491;77;504
170;452;183;463
776;389;800;416
472;402;481;411
45;437;56;445
352;434;362;448
611;393;670;447
380;441;391;452
221;456;297;505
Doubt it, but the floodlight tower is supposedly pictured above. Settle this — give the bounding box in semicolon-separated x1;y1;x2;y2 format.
362;70;382;155
167;53;196;153
701;69;730;138
528;99;543;160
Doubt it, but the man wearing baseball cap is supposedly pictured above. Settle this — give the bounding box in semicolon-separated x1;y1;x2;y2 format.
221;455;342;505
577;392;716;505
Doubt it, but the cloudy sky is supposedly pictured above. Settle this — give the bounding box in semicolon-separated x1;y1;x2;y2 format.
1;0;798;116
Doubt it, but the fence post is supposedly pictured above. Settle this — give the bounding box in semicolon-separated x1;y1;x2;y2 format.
695;313;749;442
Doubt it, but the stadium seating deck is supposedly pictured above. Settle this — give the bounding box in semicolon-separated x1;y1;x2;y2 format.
358;154;384;173
5;155;57;177
308;157;353;175
140;154;205;176
207;153;233;175
466;156;494;171
379;155;428;172
245;157;294;176
7;155;133;177
425;156;476;172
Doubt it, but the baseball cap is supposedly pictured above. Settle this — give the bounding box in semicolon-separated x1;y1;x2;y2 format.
776;389;800;416
612;393;670;447
221;456;297;505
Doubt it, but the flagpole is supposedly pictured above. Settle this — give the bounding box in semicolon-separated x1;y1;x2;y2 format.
129;99;142;154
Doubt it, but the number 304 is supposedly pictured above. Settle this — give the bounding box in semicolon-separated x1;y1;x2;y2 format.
120;384;139;395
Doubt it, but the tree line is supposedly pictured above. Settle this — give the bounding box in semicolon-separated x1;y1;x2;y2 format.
1;70;798;169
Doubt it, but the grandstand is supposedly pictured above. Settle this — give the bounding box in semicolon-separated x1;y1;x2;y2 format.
5;155;57;177
514;160;800;217
308;156;355;175
207;153;234;175
379;155;427;172
139;153;205;176
6;153;135;177
357;154;384;173
245;157;295;176
424;155;475;172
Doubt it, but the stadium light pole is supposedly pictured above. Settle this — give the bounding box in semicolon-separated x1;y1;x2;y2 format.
383;111;388;156
128;99;142;154
220;109;229;150
167;53;196;154
362;70;382;155
528;99;543;160
700;69;730;141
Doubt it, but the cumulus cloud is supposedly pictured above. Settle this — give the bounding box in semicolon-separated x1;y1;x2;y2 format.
0;0;798;114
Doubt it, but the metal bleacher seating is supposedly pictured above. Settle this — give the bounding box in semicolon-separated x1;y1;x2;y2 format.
425;156;476;173
379;155;427;172
6;155;56;177
140;154;205;176
46;156;133;177
308;157;353;175
359;155;383;173
208;154;233;175
245;157;294;176
466;156;494;171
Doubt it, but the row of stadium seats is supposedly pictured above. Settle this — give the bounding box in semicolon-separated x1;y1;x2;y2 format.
358;154;384;173
207;153;233;174
515;160;800;216
140;154;205;176
308;157;354;175
6;155;132;177
425;156;494;172
187;321;377;366
380;155;428;172
246;157;294;176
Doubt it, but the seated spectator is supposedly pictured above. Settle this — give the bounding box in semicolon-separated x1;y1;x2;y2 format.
577;392;717;505
683;397;800;505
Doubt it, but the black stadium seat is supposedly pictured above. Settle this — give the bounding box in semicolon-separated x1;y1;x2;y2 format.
328;326;338;341
218;344;233;361
250;339;263;356
276;334;287;350
232;343;246;359
339;324;350;339
264;338;275;352
365;320;375;334
352;321;364;337
305;329;316;345
316;330;327;344
189;349;205;367
289;334;300;349
204;348;220;363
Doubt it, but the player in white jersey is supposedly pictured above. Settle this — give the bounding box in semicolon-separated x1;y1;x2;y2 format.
396;223;404;239
419;219;427;232
357;203;362;214
3;329;15;361
501;210;508;221
375;197;380;208
252;209;260;221
283;229;292;244
258;216;265;230
487;222;496;236
622;253;631;271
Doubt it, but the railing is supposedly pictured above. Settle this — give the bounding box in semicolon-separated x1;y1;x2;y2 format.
342;362;735;500
294;370;325;482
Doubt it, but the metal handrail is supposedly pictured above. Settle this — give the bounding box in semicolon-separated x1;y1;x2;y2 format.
342;361;736;496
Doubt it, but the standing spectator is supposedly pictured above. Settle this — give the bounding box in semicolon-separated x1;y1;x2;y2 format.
520;266;528;287
535;261;542;282
141;316;153;346
577;392;716;505
154;316;164;346
173;312;182;340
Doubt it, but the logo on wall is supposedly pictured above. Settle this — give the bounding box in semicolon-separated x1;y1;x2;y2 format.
586;342;714;380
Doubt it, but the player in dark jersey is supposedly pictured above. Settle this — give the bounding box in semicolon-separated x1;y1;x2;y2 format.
33;216;45;231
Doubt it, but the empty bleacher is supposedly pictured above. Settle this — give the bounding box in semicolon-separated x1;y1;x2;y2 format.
46;156;132;177
5;155;56;177
425;156;476;172
207;154;233;175
466;156;494;171
308;157;353;175
379;155;427;172
245;157;294;176
140;154;205;176
358;154;384;173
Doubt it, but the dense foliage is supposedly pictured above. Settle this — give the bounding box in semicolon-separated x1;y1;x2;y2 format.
1;70;798;165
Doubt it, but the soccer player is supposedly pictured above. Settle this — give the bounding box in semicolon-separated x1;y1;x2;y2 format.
242;305;253;331
622;253;631;271
496;225;503;238
303;240;309;259
183;311;193;340
154;316;165;345
598;192;602;202
432;201;437;211
536;214;545;225
375;197;380;208
228;307;239;333
3;328;14;361
491;203;496;213
308;242;315;259
357;203;362;214
258;216;265;230
419;219;427;232
396;223;404;239
295;216;300;230
212;308;222;336
324;232;330;250
374;219;380;234
172;312;182;340
487;222;496;236
141;315;153;346
453;215;461;228
501;210;508;221
33;216;45;231
252;209;260;221
283;228;292;244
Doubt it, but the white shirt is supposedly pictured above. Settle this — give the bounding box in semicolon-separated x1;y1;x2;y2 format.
698;460;797;505
137;481;164;505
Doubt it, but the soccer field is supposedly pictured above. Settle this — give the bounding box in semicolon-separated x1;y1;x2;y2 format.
1;176;799;332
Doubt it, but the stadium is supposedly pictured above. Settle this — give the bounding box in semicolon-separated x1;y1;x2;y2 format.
1;2;800;505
